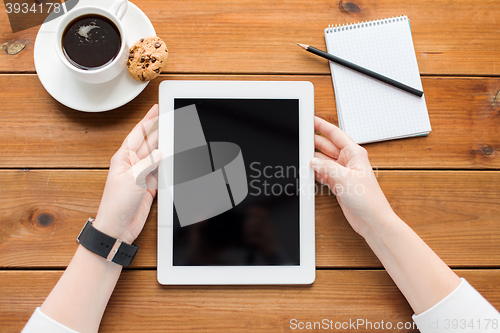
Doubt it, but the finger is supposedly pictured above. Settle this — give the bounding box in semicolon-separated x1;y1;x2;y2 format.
313;152;339;184
122;105;159;152
315;134;341;159
314;151;336;162
132;149;162;187
314;170;328;185
151;167;159;181
310;156;345;182
145;173;158;197
314;116;355;150
137;128;159;160
150;168;160;192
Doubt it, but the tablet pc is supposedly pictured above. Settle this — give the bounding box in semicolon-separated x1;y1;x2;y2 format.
157;81;315;285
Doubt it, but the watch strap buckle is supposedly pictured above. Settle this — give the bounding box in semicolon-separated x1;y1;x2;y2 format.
106;239;123;262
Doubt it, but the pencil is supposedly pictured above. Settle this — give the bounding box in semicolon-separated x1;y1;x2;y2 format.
297;43;423;97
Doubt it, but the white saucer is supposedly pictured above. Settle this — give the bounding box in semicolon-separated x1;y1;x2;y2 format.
34;0;156;112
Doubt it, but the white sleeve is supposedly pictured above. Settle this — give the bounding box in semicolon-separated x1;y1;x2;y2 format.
21;307;79;333
413;278;500;333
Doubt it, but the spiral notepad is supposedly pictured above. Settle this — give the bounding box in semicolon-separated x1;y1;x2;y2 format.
324;16;431;144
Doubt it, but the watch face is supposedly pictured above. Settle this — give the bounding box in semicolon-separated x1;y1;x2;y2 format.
172;98;300;266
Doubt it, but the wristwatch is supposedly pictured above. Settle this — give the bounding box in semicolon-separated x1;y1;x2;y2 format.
76;217;139;267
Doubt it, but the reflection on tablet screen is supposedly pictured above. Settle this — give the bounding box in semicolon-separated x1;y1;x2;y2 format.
173;99;300;266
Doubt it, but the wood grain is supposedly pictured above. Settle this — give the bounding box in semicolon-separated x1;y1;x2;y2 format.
1;269;499;333
0;75;498;169
1;169;498;269
1;0;500;75
1;1;499;332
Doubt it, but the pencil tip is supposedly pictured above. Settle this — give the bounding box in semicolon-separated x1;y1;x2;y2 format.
297;43;308;50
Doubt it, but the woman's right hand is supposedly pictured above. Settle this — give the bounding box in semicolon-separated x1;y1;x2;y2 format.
310;116;395;237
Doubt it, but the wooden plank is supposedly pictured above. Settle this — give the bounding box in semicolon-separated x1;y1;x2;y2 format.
1;269;499;333
1;169;498;269
0;75;498;169
1;0;500;75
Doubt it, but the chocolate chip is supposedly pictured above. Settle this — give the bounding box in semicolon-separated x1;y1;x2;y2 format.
152;57;156;63
155;42;161;48
140;56;145;62
142;66;145;69
140;38;144;42
129;54;134;59
146;63;149;68
142;50;145;54
154;68;160;74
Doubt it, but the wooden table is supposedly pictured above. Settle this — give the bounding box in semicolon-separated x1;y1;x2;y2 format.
1;0;499;332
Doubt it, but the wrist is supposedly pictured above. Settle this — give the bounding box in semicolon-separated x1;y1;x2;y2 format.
76;243;123;270
358;209;402;241
77;218;139;267
92;215;135;244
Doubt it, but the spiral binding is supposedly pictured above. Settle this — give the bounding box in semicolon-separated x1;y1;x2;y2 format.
324;15;407;33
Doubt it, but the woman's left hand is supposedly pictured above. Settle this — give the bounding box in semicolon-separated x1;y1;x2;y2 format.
93;104;162;244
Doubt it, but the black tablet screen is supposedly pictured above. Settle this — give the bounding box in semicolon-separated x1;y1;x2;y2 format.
172;98;300;266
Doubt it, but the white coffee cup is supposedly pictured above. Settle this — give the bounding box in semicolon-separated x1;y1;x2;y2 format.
54;0;129;84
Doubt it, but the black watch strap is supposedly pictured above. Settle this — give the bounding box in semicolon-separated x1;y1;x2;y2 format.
77;218;139;267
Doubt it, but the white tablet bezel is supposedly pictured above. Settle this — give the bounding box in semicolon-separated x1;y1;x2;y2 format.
157;80;315;285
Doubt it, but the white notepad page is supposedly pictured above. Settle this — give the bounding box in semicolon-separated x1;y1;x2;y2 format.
324;16;431;144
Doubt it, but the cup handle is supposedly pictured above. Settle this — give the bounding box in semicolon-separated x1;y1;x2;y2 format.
110;0;128;20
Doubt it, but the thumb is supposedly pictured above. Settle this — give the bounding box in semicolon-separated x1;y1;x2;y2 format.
310;157;345;182
132;149;162;187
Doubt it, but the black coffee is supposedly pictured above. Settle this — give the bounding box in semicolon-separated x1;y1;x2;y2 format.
62;14;121;70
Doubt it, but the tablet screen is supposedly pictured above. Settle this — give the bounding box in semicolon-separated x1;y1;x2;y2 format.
172;98;300;266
